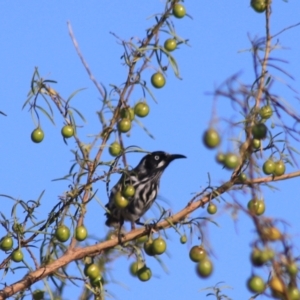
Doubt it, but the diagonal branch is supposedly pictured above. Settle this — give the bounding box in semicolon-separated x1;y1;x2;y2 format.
1;170;300;299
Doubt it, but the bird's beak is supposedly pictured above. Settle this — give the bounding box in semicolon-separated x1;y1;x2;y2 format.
169;154;187;161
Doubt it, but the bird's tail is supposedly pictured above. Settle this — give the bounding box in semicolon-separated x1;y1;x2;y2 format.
105;212;122;228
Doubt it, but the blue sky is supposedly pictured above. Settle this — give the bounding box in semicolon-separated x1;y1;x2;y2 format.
1;1;300;299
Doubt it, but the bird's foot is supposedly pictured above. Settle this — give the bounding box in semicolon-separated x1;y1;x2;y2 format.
117;229;125;243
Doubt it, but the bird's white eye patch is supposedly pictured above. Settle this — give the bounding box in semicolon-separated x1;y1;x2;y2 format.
157;160;166;168
154;155;160;160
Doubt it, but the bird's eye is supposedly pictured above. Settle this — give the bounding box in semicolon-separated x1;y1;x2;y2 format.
154;155;160;160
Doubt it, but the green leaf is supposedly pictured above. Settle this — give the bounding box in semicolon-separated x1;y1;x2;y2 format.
66;88;86;105
43;80;57;84
30;67;40;93
287;145;300;155
35;191;45;206
40;93;54;117
0;194;17;201
35;105;55;125
70;106;86;122
22;94;34;110
168;55;181;78
134;118;155;139
52;174;74;182
142;82;158;104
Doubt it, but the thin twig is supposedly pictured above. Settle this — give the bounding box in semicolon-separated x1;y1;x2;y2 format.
67;22;105;99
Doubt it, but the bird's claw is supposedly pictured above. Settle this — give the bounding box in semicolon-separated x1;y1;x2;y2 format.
145;222;158;233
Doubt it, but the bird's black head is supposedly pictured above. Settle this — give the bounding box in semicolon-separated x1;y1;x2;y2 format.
135;151;186;175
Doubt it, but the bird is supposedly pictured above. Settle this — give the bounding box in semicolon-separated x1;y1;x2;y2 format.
105;151;186;230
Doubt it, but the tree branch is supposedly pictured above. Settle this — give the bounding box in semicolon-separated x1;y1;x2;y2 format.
1;170;300;299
